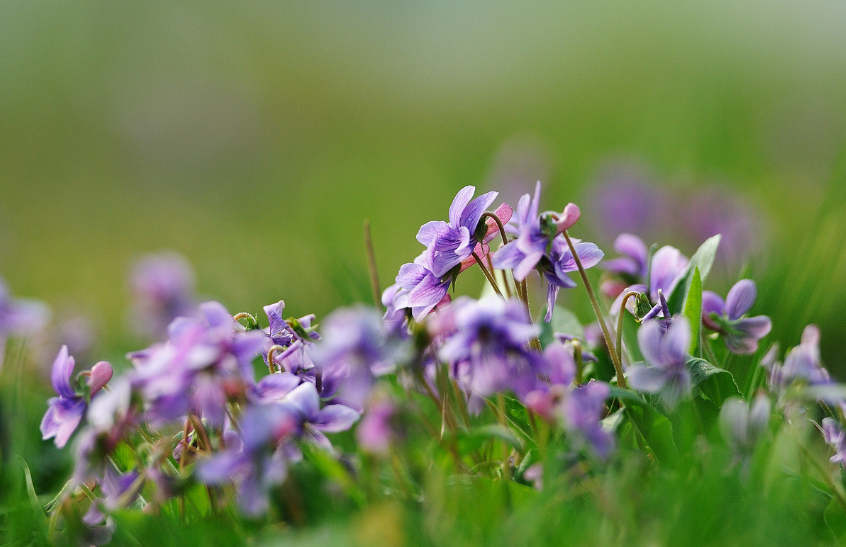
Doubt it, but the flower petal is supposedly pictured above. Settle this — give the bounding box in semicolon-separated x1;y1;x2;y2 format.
460;191;498;232
725;279;756;320
311;404;360;433
50;346;76;399
449;186;475;227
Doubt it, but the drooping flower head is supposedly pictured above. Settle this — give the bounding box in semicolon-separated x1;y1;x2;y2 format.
628;317;692;409
702;279;772;354
719;394;771;457
41;346;113;448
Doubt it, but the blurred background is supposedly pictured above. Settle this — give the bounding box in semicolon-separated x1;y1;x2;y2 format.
2;1;846;374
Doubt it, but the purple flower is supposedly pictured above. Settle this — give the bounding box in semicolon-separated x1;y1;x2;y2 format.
562;381;614;459
702;279;772;355
417;186;498;278
602;233;649;280
83;467;143;528
821;417;846;468
628;317;692;409
607;244;688;318
40;346;112;448
129;251;197;341
439;296;542;398
394;256;452;321
310;306;407;410
766;324;830;390
719;394;771;455
130;301;265;426
492;182;603;320
356;399;398;455
197;403;298;515
278;382;360;450
263;300;319;350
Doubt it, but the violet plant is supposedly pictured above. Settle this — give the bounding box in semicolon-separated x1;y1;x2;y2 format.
25;182;846;545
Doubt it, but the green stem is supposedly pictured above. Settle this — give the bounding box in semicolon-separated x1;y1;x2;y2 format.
615;291;641;367
474;252;504;297
363;220;381;308
562;231;626;388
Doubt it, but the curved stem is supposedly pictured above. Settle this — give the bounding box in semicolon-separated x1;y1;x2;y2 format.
480;212;510;247
266;344;287;374
562;231;626;388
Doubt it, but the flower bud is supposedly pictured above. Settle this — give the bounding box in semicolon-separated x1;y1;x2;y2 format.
87;361;113;395
555;203;581;234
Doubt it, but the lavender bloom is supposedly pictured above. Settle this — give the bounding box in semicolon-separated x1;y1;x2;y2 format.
821;417;846;467
628;317;692;409
439;296;542;398
310;306;407;410
263;300;319;350
492;182;603;320
702;279;772;355
130;301;265;426
719;394;771;456
40;346;112;448
197;404;298;515
608;244;688;318
0;276;49;369
279;382;360;450
601;233;649;281
129;251;197;341
83;467;142;528
394;255;452;321
357;399;398;455
766;325;830;391
417;186;498;278
562;381;614;459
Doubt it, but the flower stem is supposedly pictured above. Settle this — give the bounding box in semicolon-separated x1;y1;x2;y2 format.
473;252;504;297
480;212;510;247
363;220;381;308
562;231;626;388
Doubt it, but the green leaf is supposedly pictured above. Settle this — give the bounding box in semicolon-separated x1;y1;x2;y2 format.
688;357;741;407
825;497;846;542
18;457;49;528
682;267;702;356
623;403;679;465
458;424;524;455
666;235;721;315
688;234;721;283
538;306;584;348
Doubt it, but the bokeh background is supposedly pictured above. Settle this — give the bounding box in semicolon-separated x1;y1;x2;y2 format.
2;1;846;373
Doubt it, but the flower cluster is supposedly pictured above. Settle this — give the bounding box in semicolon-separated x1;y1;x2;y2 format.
33;181;846;545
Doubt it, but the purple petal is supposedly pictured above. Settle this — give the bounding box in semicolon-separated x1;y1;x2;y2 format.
701;291;725;318
199;301;233;329
407;273;449;308
637;320;665;367
416;220;449;247
312;404;360;433
251;372;301;403
735;316;772;339
396;263;428;290
41;398;86;448
649;246;688;298
602;257;641;276
197;450;247;485
627;365;668;393
284;382;320;419
725;279;756;320
513;250;544;281
662;317;691;363
556;242;604;273
491;242;524;270
459;191;498;232
51;345;76;399
613;233;648;275
194;378;227;428
449;186;476;227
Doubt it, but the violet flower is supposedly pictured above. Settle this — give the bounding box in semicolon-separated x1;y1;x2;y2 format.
702;279;772;354
416;186;498;278
197;403;298;515
129;251;197;341
394;254;452;321
310;306;407;410
439;296;542;398
607;244;688;318
562;381;614;459
628;317;692;409
278;382;360;450
41;346;112;448
719;394;771;456
492;182;603;321
356;399;399;455
766;324;830;390
821;417;846;468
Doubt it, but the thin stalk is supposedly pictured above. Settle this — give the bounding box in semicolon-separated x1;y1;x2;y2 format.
487;253;513;299
480;212;510;247
573;339;584;385
189;414;212;453
473;252;503;297
562;231;626;388
363;220;381;308
266;344;286;374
